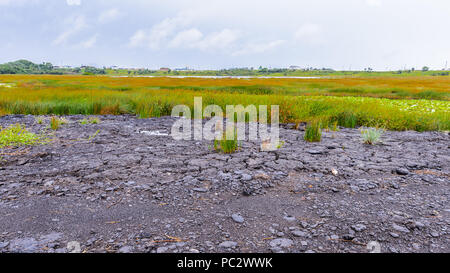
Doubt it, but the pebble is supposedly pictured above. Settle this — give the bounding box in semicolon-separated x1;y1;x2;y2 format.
219;241;237;248
395;168;410;175
269;238;294;249
392;224;410;233
291;230;307;237
351;224;367;232
231;214;245;224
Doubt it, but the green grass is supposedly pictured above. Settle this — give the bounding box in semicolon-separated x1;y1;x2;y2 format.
50;116;61;130
0;124;45;148
361;127;385;145
304;121;322;142
0;75;449;132
214;128;239;154
80;117;100;125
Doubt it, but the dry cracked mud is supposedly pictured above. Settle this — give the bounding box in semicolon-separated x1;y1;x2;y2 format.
0;115;449;253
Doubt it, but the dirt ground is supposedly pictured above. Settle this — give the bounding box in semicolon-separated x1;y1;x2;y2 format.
0;115;448;253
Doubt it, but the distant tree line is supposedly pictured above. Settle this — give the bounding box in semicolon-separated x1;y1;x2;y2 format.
0;60;107;75
0;59;448;76
0;60;61;74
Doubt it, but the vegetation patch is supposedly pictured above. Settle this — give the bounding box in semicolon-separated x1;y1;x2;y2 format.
214;128;239;154
0;124;46;148
0;75;449;131
361;128;385;145
304;121;322;142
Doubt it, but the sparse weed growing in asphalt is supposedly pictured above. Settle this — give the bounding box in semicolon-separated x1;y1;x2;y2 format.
0;124;44;148
361;127;385;145
214;128;239;154
304;121;322;142
80;118;89;125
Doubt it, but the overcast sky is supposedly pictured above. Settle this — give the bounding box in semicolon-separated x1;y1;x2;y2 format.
0;0;449;70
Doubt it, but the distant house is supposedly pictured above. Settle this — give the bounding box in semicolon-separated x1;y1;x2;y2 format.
160;67;170;72
174;67;192;71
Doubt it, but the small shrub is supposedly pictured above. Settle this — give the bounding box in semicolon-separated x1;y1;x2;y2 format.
214;127;239;154
0;124;44;148
304;121;322;142
80;119;89;125
361;127;385;145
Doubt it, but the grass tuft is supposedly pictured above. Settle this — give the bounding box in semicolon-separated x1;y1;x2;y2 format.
214;127;239;154
304;121;322;142
50;116;61;130
361;127;385;145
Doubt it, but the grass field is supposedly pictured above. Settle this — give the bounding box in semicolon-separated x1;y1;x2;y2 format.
0;74;449;131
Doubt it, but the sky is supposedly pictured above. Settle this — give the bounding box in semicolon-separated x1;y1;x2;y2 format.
0;0;449;70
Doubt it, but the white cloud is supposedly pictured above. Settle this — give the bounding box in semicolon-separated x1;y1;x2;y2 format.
167;28;241;53
52;15;87;46
128;11;194;49
195;29;240;51
232;40;286;56
98;8;120;23
66;0;81;6
169;28;203;48
128;30;147;48
77;34;97;49
365;0;382;7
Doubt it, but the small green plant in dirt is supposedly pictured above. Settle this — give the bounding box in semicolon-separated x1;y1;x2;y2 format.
80;117;100;125
89;117;100;124
87;130;100;141
304;121;322;142
276;140;285;149
59;117;69;125
361;127;385;145
50;116;61;130
35;116;44;124
0;124;45;148
214;128;239;154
